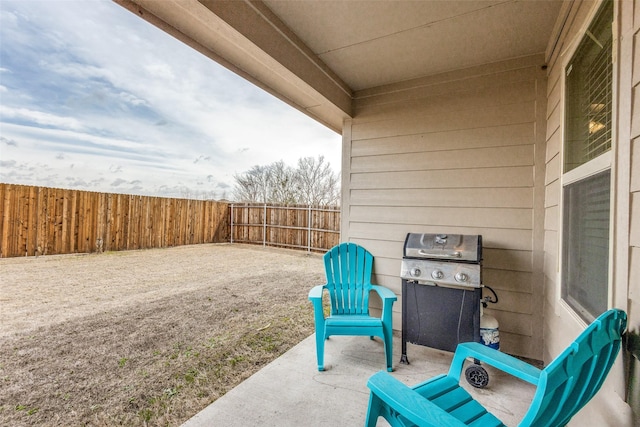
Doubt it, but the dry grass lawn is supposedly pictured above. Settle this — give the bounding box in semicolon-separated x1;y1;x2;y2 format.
0;243;324;426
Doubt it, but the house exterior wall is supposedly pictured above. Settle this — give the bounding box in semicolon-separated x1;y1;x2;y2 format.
341;54;548;360
542;0;637;424
630;0;640;337
627;0;640;423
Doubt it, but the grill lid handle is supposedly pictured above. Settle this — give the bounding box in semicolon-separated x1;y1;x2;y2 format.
418;250;462;258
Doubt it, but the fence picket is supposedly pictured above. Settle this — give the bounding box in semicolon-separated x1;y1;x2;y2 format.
0;184;231;258
0;185;340;258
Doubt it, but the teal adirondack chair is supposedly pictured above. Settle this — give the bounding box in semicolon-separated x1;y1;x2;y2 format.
366;308;627;427
309;243;397;372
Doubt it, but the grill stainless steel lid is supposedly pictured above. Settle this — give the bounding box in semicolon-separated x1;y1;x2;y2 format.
400;233;483;288
403;233;482;263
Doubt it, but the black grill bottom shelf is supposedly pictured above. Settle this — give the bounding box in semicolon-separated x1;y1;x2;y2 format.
401;280;480;364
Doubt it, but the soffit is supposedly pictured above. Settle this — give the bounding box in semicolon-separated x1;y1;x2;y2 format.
263;0;564;91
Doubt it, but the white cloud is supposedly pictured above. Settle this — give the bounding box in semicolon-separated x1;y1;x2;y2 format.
41;60;109;81
0;105;84;130
118;92;148;107
0;0;341;200
144;62;175;80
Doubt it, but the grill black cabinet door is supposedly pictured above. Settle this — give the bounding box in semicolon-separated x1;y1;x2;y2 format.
401;280;481;361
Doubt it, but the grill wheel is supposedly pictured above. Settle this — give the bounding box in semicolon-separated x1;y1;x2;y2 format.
465;363;489;388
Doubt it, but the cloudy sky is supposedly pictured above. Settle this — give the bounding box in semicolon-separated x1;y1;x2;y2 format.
0;0;341;200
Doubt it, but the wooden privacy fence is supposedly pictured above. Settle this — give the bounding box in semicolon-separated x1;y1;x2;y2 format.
230;203;340;252
0;184;229;258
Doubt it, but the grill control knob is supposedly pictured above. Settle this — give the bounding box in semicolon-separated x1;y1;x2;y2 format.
410;267;421;277
431;270;444;280
455;272;468;283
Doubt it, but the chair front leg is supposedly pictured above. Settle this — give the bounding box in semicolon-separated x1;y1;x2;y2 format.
383;324;394;372
311;304;326;370
309;288;327;371
365;392;384;427
380;295;396;372
314;329;326;371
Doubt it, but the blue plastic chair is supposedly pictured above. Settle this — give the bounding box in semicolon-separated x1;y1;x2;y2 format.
309;243;397;372
366;308;627;426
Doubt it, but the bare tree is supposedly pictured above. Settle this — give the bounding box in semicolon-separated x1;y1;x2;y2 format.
233;165;271;203
266;161;297;204
295;156;340;206
233;156;340;205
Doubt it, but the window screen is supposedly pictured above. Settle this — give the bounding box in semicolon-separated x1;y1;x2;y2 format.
564;1;613;173
562;170;610;321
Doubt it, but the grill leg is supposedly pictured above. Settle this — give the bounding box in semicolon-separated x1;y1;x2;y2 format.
400;279;410;365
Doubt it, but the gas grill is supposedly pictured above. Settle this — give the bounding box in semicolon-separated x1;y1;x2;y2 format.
400;233;483;363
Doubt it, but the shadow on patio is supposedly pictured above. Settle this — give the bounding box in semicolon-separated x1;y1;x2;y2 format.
182;333;536;426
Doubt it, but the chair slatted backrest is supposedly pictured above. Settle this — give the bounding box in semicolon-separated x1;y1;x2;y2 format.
523;309;627;427
324;243;373;315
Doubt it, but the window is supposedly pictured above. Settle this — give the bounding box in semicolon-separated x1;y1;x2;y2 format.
561;0;613;323
562;170;610;319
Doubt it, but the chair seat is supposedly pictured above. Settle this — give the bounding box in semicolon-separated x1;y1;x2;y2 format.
413;376;505;426
326;315;383;328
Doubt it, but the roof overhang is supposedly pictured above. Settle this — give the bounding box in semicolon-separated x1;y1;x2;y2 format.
114;0;565;134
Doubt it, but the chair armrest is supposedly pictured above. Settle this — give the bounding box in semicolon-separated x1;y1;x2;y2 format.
367;372;466;427
309;285;327;327
371;285;398;302
308;284;326;301
448;342;541;385
308;285;327;313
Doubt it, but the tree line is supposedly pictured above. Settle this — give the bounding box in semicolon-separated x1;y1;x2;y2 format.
233;156;340;206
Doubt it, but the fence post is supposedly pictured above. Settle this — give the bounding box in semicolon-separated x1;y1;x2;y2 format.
230;204;234;244
307;205;311;252
263;204;267;247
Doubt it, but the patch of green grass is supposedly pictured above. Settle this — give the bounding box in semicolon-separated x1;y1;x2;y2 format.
184;347;199;358
163;387;179;398
15;404;38;415
184;369;199;384
228;355;245;367
138;408;153;423
204;333;231;349
118;357;128;368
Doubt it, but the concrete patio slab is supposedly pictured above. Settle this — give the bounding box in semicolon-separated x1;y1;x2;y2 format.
182;334;536;426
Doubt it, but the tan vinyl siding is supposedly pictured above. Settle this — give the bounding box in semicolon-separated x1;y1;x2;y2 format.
543;52;563;345
627;0;640;338
541;1;637;424
351;166;534;189
344;54;547;359
630;0;640;352
543;57;563;345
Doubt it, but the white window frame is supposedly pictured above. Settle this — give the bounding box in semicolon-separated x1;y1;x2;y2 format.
558;0;617;324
